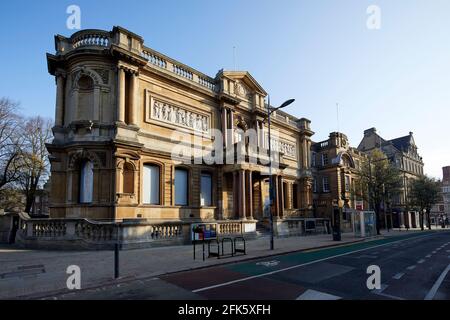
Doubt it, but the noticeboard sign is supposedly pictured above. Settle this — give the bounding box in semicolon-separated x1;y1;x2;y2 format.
191;223;217;241
355;200;364;211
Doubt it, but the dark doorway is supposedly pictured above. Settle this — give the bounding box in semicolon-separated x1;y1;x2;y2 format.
9;215;19;244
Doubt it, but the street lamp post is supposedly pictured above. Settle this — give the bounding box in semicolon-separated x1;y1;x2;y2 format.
266;96;295;250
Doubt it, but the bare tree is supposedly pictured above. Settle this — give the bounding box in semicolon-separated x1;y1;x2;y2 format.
17;116;53;213
0;98;24;189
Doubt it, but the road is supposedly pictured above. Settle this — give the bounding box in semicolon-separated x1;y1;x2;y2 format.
43;231;450;300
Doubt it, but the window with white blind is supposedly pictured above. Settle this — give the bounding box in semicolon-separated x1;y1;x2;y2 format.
143;164;160;205
175;168;188;206
79;160;93;203
200;173;212;206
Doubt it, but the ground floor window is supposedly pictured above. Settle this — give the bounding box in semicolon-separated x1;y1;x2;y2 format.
200;172;212;206
143;164;160;204
175;168;188;206
123;163;134;194
79;160;93;203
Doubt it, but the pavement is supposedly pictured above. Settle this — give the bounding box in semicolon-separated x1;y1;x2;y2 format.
0;227;443;300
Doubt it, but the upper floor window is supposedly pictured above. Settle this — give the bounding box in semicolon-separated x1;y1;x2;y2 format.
175;168;189;206
321;153;329;166
200;172;212;207
311;152;316;167
143;164;160;205
313;178;317;193
345;176;351;192
323;177;330;193
79;160;94;203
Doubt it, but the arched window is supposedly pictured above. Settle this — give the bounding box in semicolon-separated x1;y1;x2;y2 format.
175;168;189;206
143;164;160;205
123;163;134;194
79;160;94;203
200;172;212;206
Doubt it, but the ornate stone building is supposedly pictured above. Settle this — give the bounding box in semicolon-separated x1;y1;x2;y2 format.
358;128;424;228
44;26;314;241
311;132;367;231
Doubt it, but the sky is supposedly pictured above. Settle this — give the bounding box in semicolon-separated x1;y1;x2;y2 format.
0;0;449;178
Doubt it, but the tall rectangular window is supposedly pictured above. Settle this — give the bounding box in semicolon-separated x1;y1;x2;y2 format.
323;177;330;193
311;152;316;167
345;176;351;192
143;164;160;204
313;178;317;193
321;153;329;166
175;168;188;206
200;173;212;206
80;160;93;203
293;184;299;209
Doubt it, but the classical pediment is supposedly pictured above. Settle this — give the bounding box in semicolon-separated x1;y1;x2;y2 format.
218;70;267;96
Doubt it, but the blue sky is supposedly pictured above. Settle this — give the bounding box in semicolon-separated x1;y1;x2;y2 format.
0;0;449;178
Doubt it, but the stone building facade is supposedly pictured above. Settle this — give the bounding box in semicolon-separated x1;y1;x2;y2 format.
311;132;367;231
358;128;424;228
45;26;314;239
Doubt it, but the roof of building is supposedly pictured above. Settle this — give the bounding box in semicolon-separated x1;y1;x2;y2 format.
388;134;413;151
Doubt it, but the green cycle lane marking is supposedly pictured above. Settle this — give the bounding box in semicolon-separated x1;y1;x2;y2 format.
226;231;435;276
192;232;438;293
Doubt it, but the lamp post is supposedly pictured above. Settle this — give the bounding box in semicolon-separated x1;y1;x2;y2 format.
266;96;295;250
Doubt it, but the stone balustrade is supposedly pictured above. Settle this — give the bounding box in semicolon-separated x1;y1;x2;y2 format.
141;46;217;93
72;31;110;49
14;213;256;250
217;221;243;235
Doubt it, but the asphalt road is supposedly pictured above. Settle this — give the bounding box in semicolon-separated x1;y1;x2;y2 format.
44;231;450;300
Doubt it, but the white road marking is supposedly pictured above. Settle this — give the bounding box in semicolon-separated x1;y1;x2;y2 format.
418;259;426;264
372;284;388;294
296;289;341;300
426;255;432;258
191;233;435;293
407;265;416;270
373;291;405;300
392;273;405;280
432;251;437;254
424;264;450;300
256;260;280;267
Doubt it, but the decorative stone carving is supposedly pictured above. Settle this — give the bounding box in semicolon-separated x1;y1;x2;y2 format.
234;81;252;100
149;97;210;134
266;135;297;158
93;68;109;84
